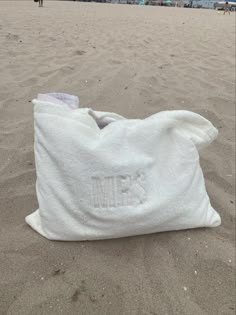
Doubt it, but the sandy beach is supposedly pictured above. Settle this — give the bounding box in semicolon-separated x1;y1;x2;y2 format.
0;1;235;314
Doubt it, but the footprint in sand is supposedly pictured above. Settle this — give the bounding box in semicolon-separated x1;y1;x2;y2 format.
6;33;19;41
74;50;86;56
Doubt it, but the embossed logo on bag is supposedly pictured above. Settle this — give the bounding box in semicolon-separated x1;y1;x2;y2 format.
91;170;147;208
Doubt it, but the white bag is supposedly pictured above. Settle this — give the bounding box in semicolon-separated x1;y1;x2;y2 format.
25;93;221;240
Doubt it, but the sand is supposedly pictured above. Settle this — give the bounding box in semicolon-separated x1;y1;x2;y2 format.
0;1;235;314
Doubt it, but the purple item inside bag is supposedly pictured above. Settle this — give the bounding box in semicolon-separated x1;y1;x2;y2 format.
37;93;79;110
36;93;125;129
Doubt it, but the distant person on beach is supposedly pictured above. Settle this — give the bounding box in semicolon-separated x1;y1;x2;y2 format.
224;2;230;14
39;0;43;7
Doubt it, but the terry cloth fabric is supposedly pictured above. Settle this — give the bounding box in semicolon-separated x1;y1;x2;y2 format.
25;93;221;241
